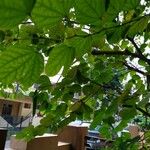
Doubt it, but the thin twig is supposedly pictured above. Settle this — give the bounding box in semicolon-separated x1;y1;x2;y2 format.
127;37;150;65
123;62;147;76
91;49;139;58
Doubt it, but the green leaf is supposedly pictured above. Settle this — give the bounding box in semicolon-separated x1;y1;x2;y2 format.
16;125;35;141
99;69;113;83
146;23;150;32
0;45;44;87
120;108;137;120
32;0;73;29
90;108;105;128
75;0;106;25
19;24;39;45
105;99;118;117
82;84;99;96
107;26;127;44
40;113;55;127
127;16;149;37
102;0;123;24
69;84;81;93
114;120;129;132
56;103;68;116
90;62;114;84
138;93;150;107
36;75;51;91
108;0;139;12
66;36;92;58
62;93;73;102
45;44;74;76
71;101;82;112
104;0;140;23
121;40;130;49
82;84;93;95
85;97;97;109
37;92;49;103
0;0;35;29
48;23;65;40
145;130;150;143
91;33;105;48
0;30;5;42
34;125;47;136
58;113;76;129
82;103;93;120
100;124;112;139
124;0;140;10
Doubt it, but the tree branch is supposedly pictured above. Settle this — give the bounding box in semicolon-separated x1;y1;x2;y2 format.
135;106;150;118
91;47;150;67
123;62;147;76
127;37;150;65
91;49;139;58
127;37;142;55
67;15;150;40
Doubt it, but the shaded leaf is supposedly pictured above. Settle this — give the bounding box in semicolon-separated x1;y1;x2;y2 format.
120;108;137;120
36;75;51;91
0;30;5;42
69;84;81;93
90;108;105;128
107;26;127;44
71;101;82;112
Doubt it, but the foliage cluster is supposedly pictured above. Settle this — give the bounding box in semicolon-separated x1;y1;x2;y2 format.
0;0;150;148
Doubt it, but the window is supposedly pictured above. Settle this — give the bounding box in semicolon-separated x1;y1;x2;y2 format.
24;103;31;109
2;104;12;115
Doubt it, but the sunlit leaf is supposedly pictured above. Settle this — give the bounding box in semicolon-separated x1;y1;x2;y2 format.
0;45;44;87
45;44;74;76
32;0;73;29
0;0;35;29
66;36;92;58
75;0;106;25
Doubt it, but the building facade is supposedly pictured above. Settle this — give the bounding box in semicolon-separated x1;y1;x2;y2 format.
0;97;32;117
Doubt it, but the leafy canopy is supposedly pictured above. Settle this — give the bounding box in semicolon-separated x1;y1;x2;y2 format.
0;0;150;148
